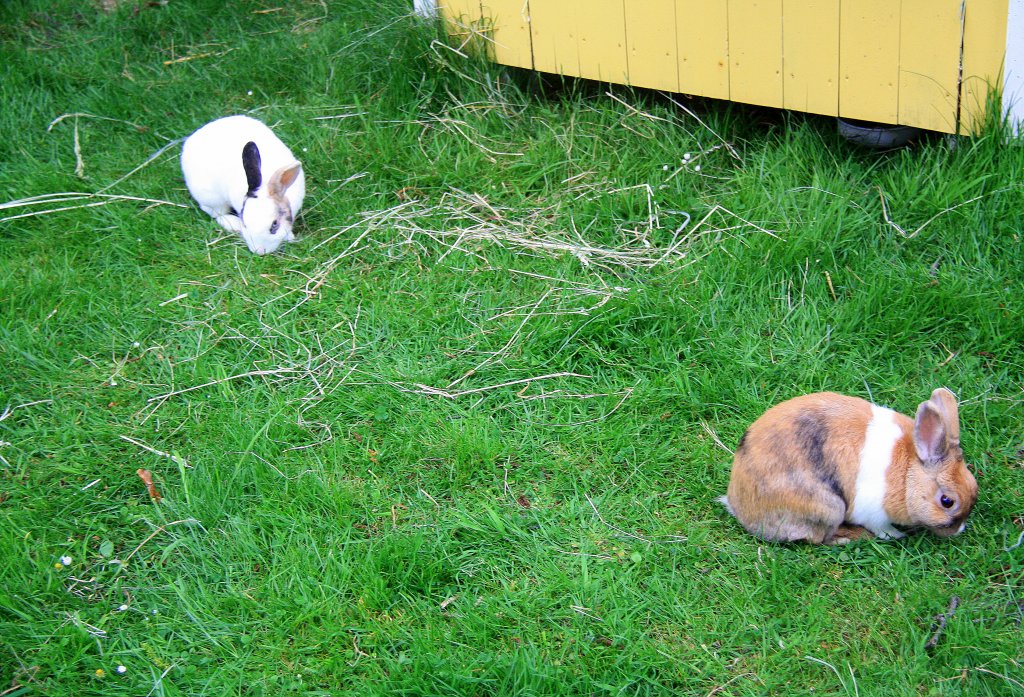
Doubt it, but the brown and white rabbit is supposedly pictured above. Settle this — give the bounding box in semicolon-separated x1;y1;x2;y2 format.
720;388;977;544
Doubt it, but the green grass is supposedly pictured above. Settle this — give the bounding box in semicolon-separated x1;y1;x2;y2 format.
1;1;1023;695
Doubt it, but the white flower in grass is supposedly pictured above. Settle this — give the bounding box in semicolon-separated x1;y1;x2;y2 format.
694;165;701;172
116;665;127;674
118;604;129;612
60;555;73;566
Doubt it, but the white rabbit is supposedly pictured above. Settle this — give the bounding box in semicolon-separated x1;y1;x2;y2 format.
181;115;305;255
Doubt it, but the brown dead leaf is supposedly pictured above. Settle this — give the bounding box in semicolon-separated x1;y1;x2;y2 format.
516;494;531;509
136;468;161;502
396;187;424;201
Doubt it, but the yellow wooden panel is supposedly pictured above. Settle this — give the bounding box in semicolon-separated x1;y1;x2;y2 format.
783;0;840;116
839;0;901;123
623;0;678;91
438;0;483;49
960;0;1010;134
529;0;577;75
676;0;729;100
576;0;628;83
480;0;533;69
897;0;961;133
727;0;784;108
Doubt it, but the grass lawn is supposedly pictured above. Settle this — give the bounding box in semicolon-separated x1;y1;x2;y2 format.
1;1;1022;694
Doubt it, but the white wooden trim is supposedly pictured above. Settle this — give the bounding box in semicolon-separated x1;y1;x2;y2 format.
414;0;438;18
1006;0;1024;135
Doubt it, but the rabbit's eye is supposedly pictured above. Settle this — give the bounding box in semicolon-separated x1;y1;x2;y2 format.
940;495;955;509
269;221;279;235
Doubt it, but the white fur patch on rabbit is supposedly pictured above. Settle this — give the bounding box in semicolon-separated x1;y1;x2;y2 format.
850;405;904;539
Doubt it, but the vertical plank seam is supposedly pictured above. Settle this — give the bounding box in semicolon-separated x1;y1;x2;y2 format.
956;0;966;134
725;0;732;100
573;1;581;78
525;0;536;71
620;0;630;86
671;0;681;92
837;0;843;116
896;0;903;123
780;0;786;110
476;0;485;62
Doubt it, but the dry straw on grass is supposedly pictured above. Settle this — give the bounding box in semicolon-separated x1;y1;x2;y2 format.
289;185;779;311
5;107;784;442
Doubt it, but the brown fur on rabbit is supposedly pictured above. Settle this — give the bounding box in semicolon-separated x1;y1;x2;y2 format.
720;388;977;544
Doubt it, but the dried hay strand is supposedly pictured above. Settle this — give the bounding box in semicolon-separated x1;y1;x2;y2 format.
1;192;186;224
241;184;779;422
372;186;776;271
2;114;185;224
277;185;779;317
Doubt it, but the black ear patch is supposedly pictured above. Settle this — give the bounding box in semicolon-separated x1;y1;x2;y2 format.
241;141;262;197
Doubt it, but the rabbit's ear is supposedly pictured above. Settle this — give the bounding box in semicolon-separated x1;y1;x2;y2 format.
268;162;302;197
242;141;262;196
928;388;960;445
914;399;950;466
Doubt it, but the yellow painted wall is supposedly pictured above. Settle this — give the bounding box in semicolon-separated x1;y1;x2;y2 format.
676;0;730;101
961;0;1010;134
481;0;533;69
783;0;840;116
728;1;784;109
528;1;575;76
624;0;678;92
437;1;1010;135
898;0;963;132
840;1;902;123
437;0;483;50
576;0;629;84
